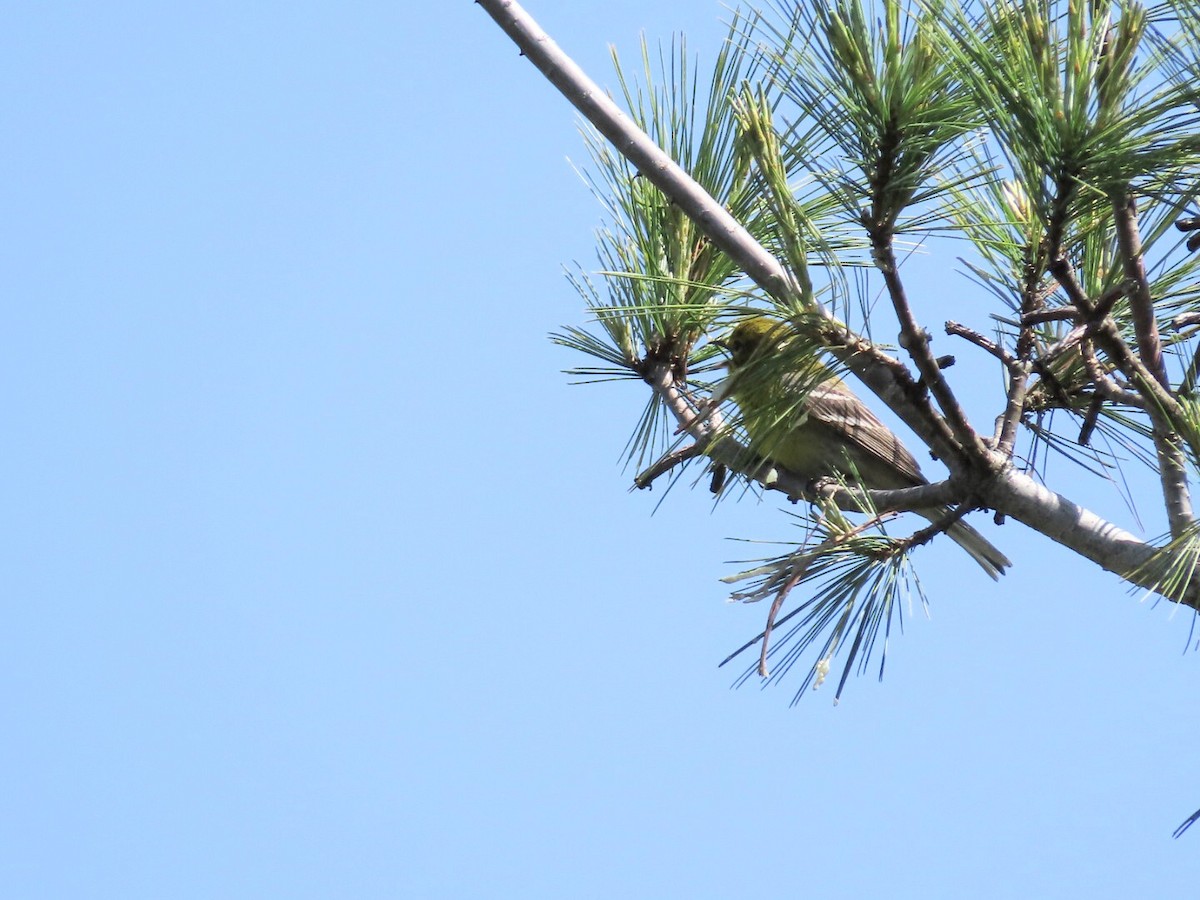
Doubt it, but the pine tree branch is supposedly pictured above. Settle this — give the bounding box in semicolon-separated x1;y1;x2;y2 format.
1113;193;1168;387
475;0;797;299
1051;260;1194;535
640;363;962;512
982;472;1199;607
995;273;1048;458
477;0;1200;607
871;238;986;467
475;0;967;473
632;443;705;490
1112;193;1194;536
1079;339;1143;408
945;321;1018;369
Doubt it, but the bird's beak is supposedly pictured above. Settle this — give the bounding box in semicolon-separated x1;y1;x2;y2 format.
710;337;732;368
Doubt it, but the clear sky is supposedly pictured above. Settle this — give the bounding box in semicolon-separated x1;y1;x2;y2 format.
2;1;1199;897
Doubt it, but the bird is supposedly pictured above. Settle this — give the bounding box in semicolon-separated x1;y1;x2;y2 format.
720;316;1011;578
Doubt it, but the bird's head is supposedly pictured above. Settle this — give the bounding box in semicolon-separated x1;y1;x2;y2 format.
722;316;790;369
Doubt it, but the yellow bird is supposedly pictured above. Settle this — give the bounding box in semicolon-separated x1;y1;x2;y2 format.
721;316;1010;578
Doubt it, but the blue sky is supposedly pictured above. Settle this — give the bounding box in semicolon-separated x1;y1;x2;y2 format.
3;1;1199;897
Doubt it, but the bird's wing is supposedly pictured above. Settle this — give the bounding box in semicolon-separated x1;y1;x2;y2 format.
804;381;926;486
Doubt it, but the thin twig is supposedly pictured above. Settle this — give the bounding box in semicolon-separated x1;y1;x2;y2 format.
946;320;1018;369
634;442;705;490
1039;272;1132;363
749;505;907;674
759;565;806;677
899;503;973;553
1112;193;1168;387
1053;260;1193;534
813;476;966;514
998;273;1047;458
1079;339;1143;407
871;237;990;469
1078;396;1104;447
1049;266;1169;402
643;363;810;499
997;361;1032;454
1021;307;1078;326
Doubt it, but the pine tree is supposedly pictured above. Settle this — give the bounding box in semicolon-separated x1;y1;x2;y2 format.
478;0;1200;706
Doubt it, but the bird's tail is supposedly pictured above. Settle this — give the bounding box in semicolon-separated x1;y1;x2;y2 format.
941;516;1011;580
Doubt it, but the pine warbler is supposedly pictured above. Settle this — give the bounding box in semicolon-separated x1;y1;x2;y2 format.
722;316;1010;578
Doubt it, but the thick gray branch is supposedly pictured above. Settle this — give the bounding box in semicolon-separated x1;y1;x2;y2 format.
984;473;1197;607
476;0;794;299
